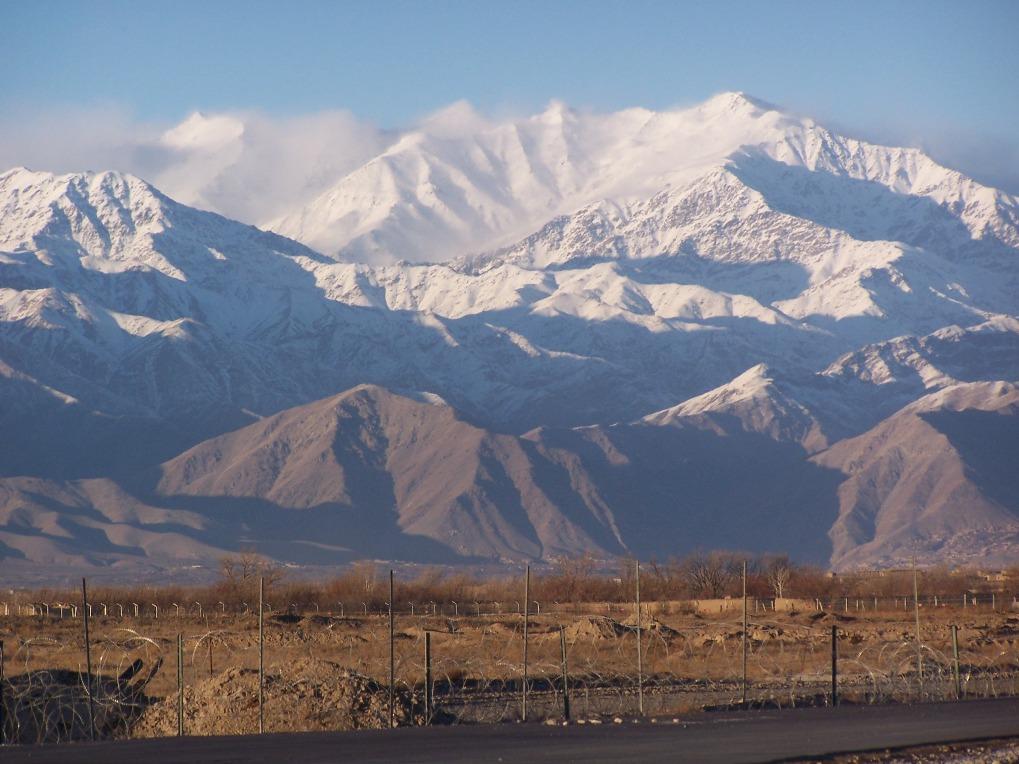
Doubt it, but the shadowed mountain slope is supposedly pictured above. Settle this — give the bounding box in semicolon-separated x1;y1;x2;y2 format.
815;382;1019;569
0;384;847;573
3;379;1018;578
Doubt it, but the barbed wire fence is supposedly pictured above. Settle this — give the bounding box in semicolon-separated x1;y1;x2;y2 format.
2;569;1019;744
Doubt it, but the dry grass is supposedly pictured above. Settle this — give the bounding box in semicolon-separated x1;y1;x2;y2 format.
8;556;1014;619
3;599;1019;743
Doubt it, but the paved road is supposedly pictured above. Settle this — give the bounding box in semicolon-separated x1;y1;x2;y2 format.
6;698;1019;763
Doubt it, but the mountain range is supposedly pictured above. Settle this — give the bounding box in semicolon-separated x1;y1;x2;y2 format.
1;92;1017;582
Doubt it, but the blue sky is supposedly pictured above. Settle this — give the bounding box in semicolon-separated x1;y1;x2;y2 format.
3;0;1018;190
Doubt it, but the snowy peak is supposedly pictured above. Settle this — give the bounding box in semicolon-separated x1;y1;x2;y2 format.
2;166;168;229
0;166;318;280
267;91;1019;270
648;363;777;418
902;379;1019;416
416;100;491;138
0;167;170;258
266;91;804;262
643;364;829;452
697;90;777;117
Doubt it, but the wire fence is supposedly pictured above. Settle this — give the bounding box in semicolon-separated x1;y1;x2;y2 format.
3;583;1019;745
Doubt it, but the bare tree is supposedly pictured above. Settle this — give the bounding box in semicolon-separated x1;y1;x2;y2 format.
218;550;284;599
682;552;740;598
764;555;793;599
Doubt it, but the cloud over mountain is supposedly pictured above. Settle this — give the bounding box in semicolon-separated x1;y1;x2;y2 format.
0;106;390;227
1;93;1017;267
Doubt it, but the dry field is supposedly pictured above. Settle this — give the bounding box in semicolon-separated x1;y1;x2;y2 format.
3;600;1019;744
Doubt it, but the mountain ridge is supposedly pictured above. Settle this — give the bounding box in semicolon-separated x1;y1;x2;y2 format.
2;91;1018;579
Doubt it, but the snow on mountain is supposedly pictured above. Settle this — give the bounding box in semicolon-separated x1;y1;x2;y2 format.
268;91;1019;356
269;91;1019;269
267;93;800;263
477;157;1018;344
639;317;1019;454
0;166;320;279
0;166;367;466
2;91;1019;575
822;317;1019;390
641;364;830;452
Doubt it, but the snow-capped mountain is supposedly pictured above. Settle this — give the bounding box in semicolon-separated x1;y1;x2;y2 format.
269;92;1019;265
1;92;1018;580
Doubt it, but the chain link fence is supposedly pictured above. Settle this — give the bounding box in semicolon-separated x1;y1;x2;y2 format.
3;591;1019;744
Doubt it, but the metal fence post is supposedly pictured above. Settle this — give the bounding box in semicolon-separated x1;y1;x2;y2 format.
1;638;5;745
741;560;748;706
912;558;923;696
177;633;184;737
425;631;432;725
82;578;96;741
258;576;264;734
951;624;961;699
560;626;570;721
636;559;644;715
831;624;838;706
522;563;530;722
389;569;395;728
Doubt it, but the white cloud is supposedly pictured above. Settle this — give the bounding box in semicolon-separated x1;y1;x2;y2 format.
0;105;393;226
152;110;394;225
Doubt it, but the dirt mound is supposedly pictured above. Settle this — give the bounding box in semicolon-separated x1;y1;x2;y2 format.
620;616;680;640
565;616;630;640
133;658;422;737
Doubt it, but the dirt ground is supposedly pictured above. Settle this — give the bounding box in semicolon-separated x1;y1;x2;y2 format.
2;603;1018;742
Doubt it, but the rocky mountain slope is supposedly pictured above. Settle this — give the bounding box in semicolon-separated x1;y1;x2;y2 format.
1;92;1018;578
817;382;1019;569
4;378;1013;574
0;384;843;572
